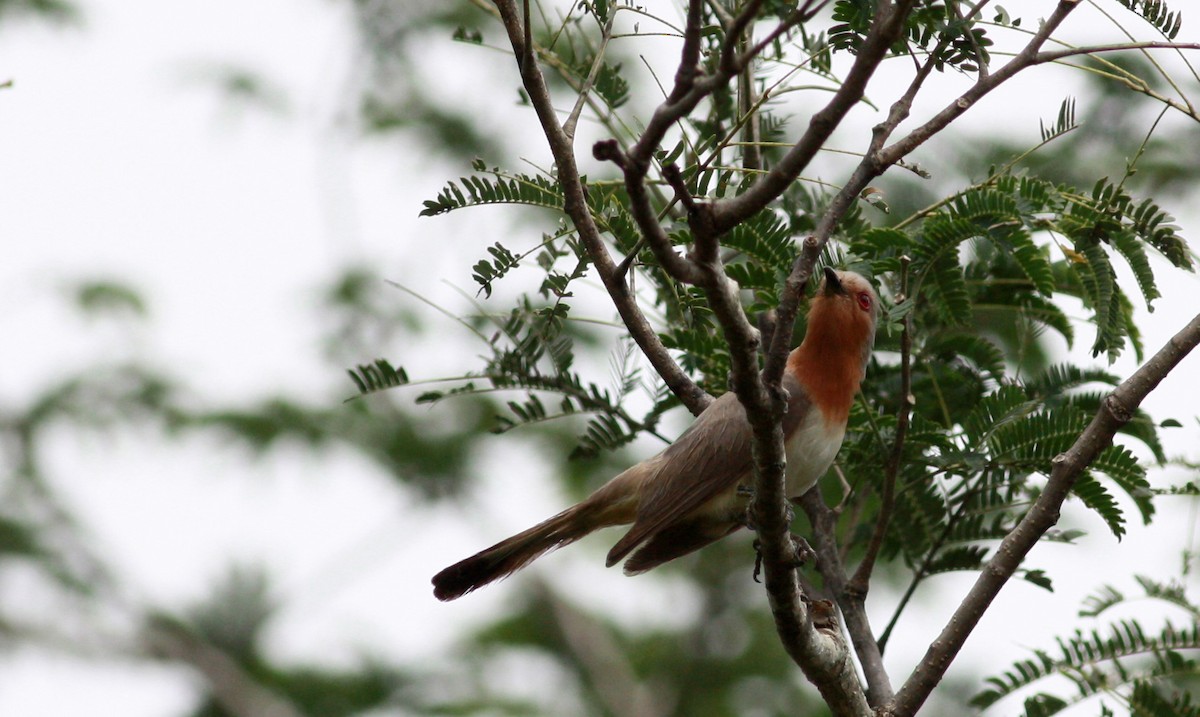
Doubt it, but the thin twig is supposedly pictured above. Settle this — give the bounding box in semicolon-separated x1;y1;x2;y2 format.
719;0;766;75
739;34;763;174
594;140;705;284
1087;0;1195;115
1036;40;1200;64
708;0;918;236
662;163;700;216
563;10;617;140
952;0;993;79
876;485;976;653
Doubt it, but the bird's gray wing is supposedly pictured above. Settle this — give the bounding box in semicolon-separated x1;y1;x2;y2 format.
605;373;811;566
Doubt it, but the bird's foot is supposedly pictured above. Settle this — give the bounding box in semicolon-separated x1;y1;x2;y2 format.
740;492;794;529
752;539;763;583
751;533;814;583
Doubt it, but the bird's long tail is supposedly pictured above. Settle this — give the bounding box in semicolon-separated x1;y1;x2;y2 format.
431;502;606;601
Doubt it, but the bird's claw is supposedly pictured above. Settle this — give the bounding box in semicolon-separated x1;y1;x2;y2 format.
752;539;764;583
751;533;814;582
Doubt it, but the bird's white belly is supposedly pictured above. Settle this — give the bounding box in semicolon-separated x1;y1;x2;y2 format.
784;408;846;498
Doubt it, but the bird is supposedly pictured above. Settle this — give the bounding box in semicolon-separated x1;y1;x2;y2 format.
432;267;879;601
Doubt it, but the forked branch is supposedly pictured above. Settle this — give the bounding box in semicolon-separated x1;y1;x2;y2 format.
492;0;712;414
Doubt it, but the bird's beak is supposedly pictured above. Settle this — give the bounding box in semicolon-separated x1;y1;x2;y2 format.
822;266;846;296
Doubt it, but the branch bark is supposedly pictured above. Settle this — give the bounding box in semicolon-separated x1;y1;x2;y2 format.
889;309;1200;716
707;0;918;236
800;490;894;707
491;0;712;415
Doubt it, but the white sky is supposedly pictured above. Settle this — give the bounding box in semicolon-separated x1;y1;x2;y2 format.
2;1;1199;715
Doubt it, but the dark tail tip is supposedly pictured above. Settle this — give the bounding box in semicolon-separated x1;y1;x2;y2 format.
431;503;600;601
431;557;497;601
431;575;464;602
431;535;553;601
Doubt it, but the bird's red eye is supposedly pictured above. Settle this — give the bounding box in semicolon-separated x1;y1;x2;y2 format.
857;292;872;311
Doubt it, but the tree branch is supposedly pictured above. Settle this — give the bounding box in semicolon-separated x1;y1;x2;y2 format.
563;10;617;141
756;0;916;387
708;0;917;236
594;140;707;285
875;0;1084;168
683;5;915;708
734;3;1086;704
606;0;815;286
810;259;913;709
492;0;712;415
616;8;879;709
889;309;1200;716
1037;40;1200;64
800;490;894;707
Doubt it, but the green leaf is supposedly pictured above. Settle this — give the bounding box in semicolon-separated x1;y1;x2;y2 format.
962;385;1036;446
924;545;989;575
914;214;974;324
1039;96;1077;143
1021;693;1069;717
1109;229;1160;308
1072;474;1126;539
974;289;1075;347
594;60;630;109
347;359;408;396
1091;444;1153;524
452;26;483;44
71;280;148;318
1027;364;1119;398
1114;0;1183;40
420;170;564;217
1073;240;1125;359
472;242;521;298
1080;584;1125;618
1060;392;1166;462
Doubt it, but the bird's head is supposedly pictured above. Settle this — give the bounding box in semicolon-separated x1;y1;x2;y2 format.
807;267;879;376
